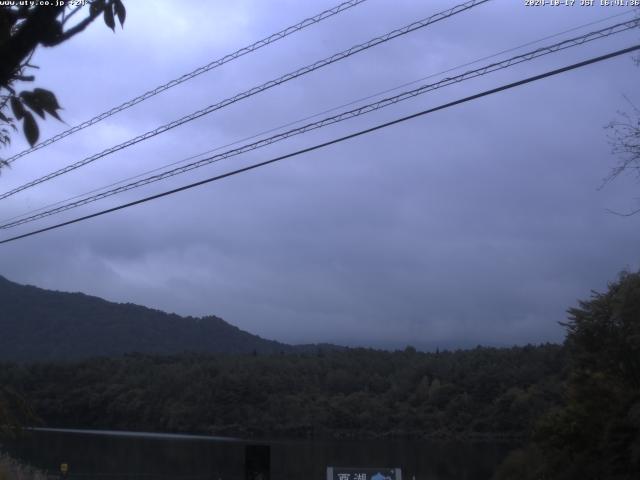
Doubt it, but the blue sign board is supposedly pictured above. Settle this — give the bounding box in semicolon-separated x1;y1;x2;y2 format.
326;467;402;480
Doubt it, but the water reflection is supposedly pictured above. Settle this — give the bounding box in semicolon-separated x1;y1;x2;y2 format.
2;429;516;479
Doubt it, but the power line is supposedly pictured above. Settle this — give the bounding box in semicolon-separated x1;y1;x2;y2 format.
0;0;491;201
3;0;370;165
327;9;638;113
3;18;638;231
1;43;637;246
4;9;634;227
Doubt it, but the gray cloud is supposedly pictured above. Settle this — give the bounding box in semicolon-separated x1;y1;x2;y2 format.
1;0;639;349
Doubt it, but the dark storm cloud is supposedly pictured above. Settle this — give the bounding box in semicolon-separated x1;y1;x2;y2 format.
1;0;639;349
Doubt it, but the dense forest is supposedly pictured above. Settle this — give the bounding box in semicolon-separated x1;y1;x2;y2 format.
1;271;638;478
495;271;640;479
0;344;565;440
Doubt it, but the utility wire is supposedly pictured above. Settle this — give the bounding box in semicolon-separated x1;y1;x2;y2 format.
3;9;634;227
3;0;369;164
0;0;490;201
2;18;638;231
1;44;638;246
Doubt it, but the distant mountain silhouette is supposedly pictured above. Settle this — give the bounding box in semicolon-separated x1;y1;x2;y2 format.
0;275;330;361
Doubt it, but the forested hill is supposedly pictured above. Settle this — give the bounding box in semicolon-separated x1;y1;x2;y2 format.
0;275;298;361
0;345;566;439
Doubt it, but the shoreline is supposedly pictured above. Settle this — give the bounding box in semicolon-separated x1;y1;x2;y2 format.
24;426;525;444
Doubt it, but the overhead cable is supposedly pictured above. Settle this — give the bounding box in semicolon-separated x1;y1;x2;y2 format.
3;0;370;164
1;43;638;245
2;18;638;230
4;8;633;227
0;0;491;201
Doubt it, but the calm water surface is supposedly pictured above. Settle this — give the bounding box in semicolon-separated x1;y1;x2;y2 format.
2;428;516;480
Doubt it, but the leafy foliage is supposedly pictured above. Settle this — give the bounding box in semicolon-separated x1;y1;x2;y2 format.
0;275;567;440
0;1;125;152
0;344;565;440
0;453;47;480
0;387;37;437
494;271;640;479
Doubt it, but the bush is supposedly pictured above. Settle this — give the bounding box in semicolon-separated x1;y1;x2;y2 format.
0;452;47;480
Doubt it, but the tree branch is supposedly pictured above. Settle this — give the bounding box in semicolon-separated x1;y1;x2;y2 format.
49;7;104;46
0;5;64;88
61;4;84;26
605;206;640;217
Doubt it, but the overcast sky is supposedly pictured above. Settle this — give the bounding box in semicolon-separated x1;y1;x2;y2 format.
1;0;639;349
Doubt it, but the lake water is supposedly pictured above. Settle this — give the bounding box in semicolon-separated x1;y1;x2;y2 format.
2;428;516;479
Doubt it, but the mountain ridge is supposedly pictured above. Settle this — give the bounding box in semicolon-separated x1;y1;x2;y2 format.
0;275;332;362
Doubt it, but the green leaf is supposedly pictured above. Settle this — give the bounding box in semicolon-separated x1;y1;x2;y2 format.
22;111;39;146
10;97;24;120
103;4;115;31
20;91;45;119
17;89;63;121
32;88;62;120
114;0;126;27
33;88;61;110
